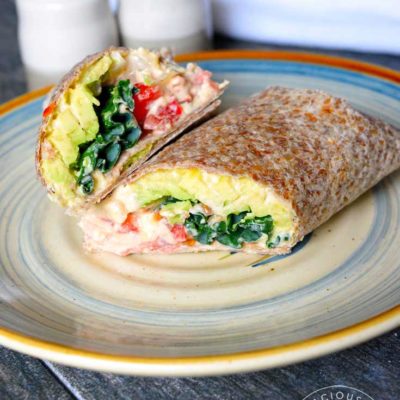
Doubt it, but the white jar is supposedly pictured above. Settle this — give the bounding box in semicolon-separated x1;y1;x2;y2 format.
118;0;212;54
16;0;119;90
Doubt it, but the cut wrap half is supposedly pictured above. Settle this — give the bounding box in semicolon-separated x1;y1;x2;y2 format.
36;47;227;212
79;87;400;255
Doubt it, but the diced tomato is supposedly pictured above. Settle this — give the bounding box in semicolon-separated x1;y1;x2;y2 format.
133;83;162;126
184;239;197;246
43;102;55;118
170;225;187;242
157;99;183;123
120;213;139;233
143;100;183;131
153;212;163;222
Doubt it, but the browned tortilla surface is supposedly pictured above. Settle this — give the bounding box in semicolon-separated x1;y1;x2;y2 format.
36;47;225;211
127;86;400;252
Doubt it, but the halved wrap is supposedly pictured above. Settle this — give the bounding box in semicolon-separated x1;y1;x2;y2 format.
79;87;400;255
36;47;227;212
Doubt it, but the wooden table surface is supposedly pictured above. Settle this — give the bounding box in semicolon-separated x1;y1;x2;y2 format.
0;0;399;398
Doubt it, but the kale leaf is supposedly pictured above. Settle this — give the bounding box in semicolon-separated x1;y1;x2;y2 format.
71;80;141;194
158;197;276;249
183;209;274;249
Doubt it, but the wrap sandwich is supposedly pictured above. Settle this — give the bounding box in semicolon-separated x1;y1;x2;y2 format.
36;47;227;212
79;86;400;255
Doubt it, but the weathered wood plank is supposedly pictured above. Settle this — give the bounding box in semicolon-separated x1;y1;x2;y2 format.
43;330;399;400
0;346;74;400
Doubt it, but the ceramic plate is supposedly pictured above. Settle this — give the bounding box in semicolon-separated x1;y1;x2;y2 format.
0;51;399;376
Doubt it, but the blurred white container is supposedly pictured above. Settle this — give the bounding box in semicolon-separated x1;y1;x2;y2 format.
16;0;119;90
213;0;400;54
118;0;212;54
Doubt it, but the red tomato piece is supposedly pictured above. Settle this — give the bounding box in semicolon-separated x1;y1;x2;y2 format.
185;239;197;246
153;212;163;221
120;213;139;233
133;83;162;126
43;102;55;118
171;224;187;242
158;99;183;122
157;99;183;124
143;99;183;131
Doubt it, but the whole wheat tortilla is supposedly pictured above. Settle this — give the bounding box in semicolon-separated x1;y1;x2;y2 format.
36;46;226;211
122;86;400;254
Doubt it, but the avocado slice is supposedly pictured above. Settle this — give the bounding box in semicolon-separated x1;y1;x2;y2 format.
125;168;295;237
40;55;115;207
41;158;76;202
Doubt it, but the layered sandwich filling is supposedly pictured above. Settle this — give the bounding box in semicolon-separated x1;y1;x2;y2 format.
79;168;297;255
40;49;224;207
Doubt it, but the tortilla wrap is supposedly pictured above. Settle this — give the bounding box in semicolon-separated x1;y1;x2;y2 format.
79;87;400;255
36;46;227;213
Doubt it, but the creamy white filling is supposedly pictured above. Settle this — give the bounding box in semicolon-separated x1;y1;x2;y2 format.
91;184;139;224
79;209;177;255
137;212;175;244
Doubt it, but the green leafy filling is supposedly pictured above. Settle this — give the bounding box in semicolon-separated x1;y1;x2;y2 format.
71;80;141;194
182;208;275;249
